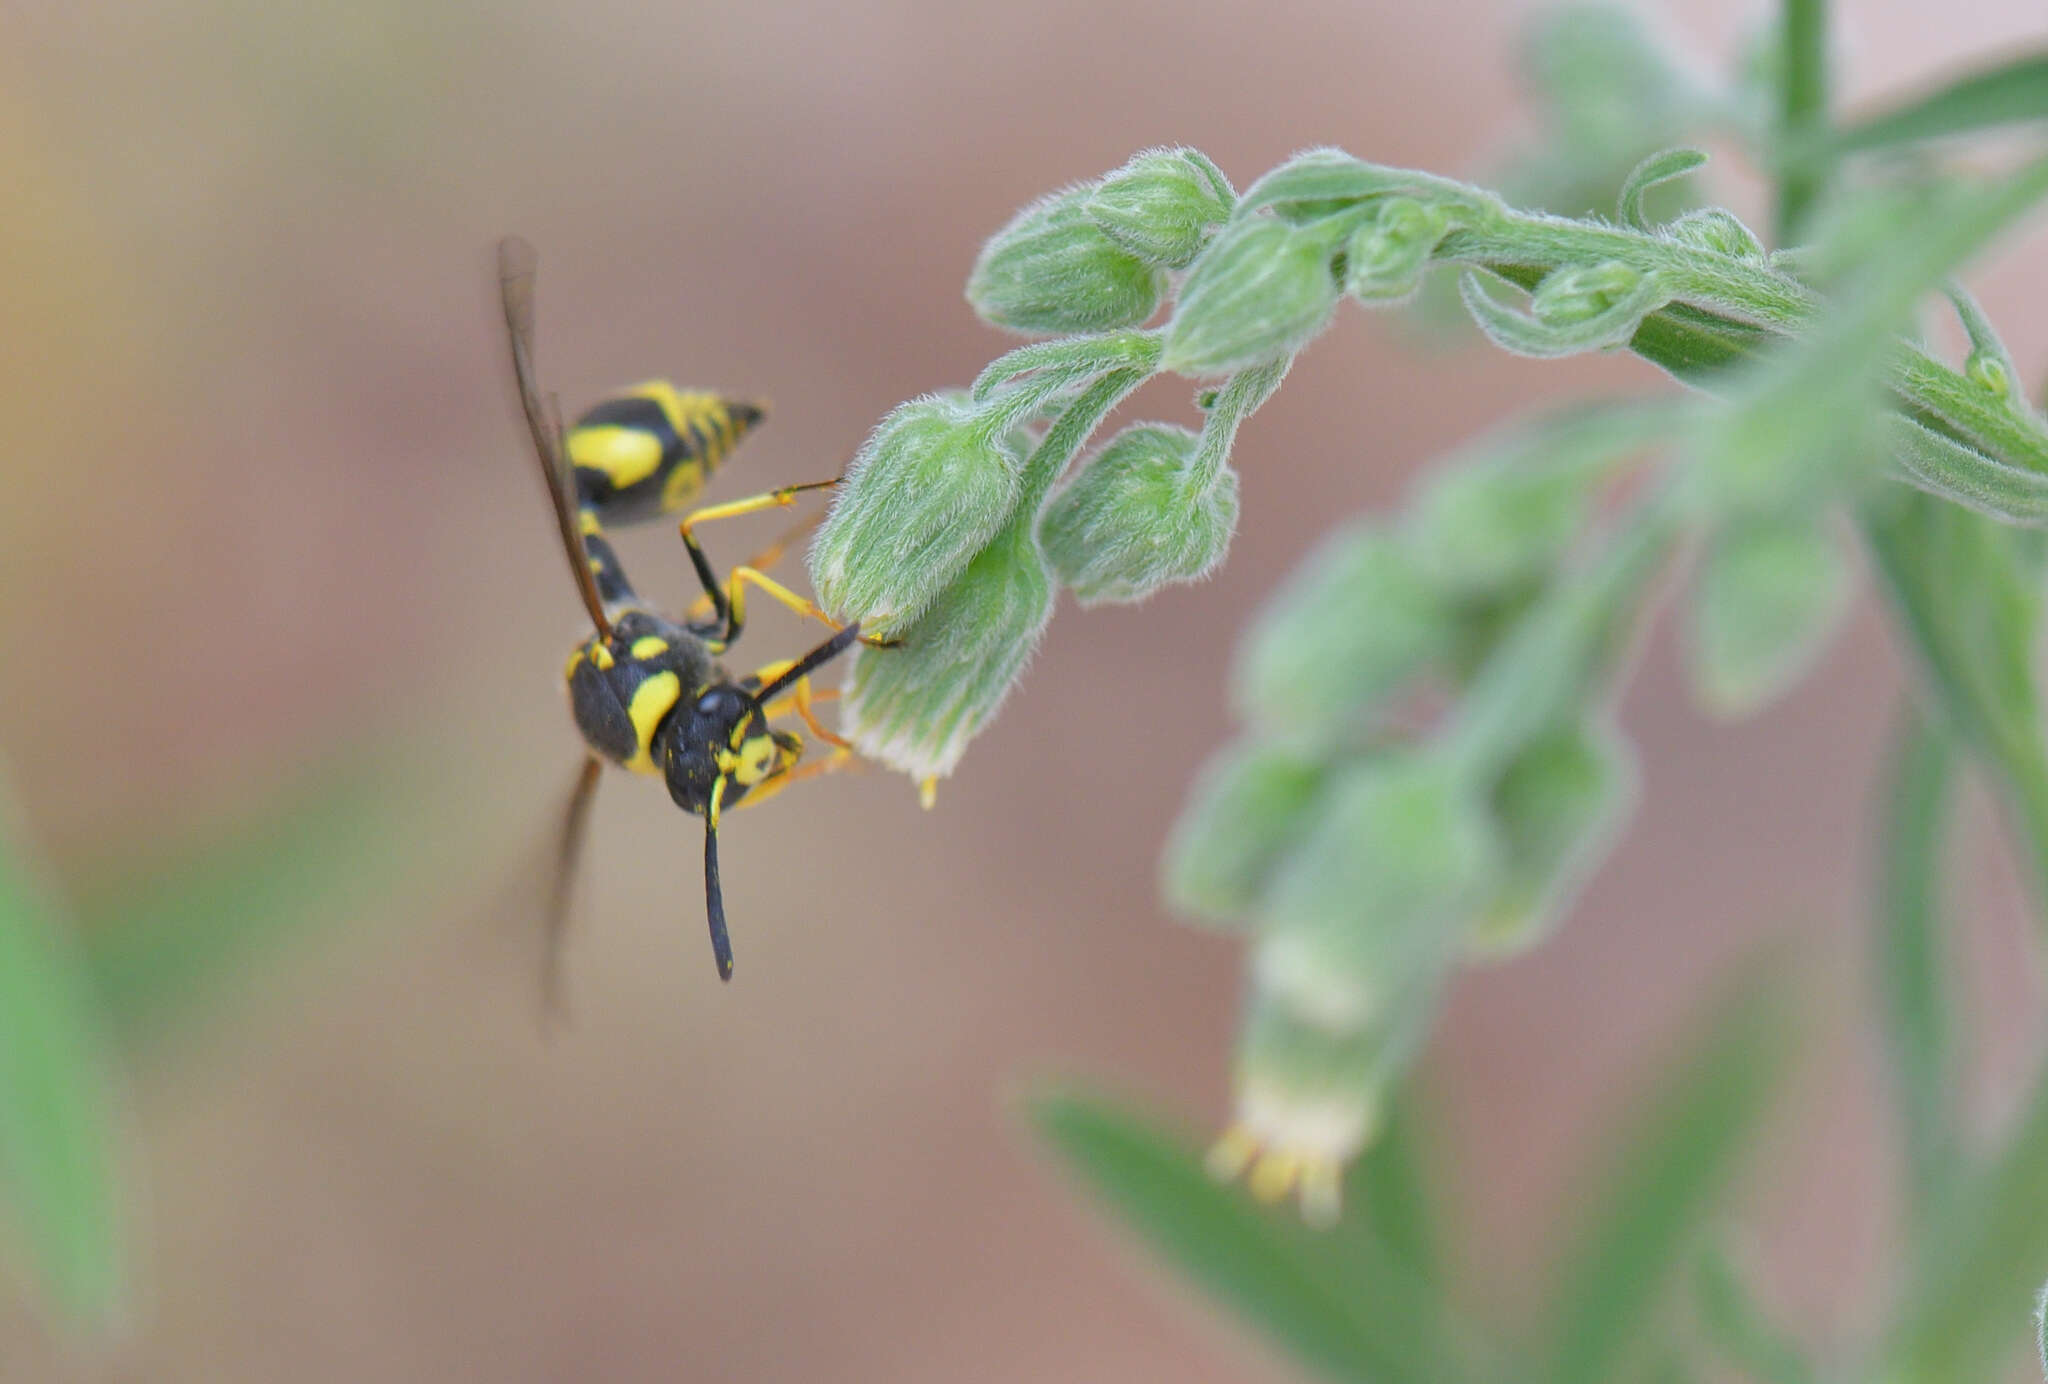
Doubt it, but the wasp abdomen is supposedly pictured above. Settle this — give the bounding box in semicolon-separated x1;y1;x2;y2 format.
566;382;764;526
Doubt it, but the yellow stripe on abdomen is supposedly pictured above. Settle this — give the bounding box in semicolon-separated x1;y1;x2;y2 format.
567;424;665;489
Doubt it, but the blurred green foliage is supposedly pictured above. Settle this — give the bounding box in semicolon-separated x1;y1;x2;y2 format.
0;816;121;1332
0;740;449;1336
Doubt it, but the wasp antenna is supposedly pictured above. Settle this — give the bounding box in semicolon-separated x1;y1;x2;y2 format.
703;778;736;982
756;621;864;706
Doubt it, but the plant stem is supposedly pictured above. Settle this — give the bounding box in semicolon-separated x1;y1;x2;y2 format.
1442;214;1820;330
1017;367;1148;512
1875;707;1957;1234
1443;491;1681;785
1776;0;1830;242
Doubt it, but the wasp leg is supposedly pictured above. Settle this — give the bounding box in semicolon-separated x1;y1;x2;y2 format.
721;566;894;651
677;480;839;632
734;746;859;812
737;621;870;807
683;511;825;625
542;754;604;1028
749;657;850;749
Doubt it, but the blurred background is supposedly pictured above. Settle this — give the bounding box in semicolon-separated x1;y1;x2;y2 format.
1;0;2046;1378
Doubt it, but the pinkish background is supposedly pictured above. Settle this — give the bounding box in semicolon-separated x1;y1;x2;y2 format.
2;1;2046;1379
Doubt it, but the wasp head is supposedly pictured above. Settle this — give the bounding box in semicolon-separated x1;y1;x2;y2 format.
660;681;801;817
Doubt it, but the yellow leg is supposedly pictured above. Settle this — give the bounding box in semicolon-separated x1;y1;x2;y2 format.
750;659;851;749
733;746;857;812
684;511;824;624
679;479;838;537
729;566;835;633
728;566;894;649
677;479;839;633
768;684;846;747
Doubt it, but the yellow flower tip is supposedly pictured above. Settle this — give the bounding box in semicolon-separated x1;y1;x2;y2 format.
918;775;940;810
1205;1124;1259;1182
1299;1158;1344;1229
1247;1149;1302;1205
1209;1122;1348;1227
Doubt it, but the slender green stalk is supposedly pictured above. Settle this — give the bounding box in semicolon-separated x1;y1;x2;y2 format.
1446;207;2048;480
1017;367;1150;510
1875;708;1958;1231
1443;489;1681;785
1776;0;1831;241
1441;215;1821;331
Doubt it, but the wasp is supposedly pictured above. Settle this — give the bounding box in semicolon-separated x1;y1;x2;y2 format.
497;236;883;989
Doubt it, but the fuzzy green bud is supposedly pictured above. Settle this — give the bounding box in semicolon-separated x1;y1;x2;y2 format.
1344;197;1449;302
1531;260;1645;326
1160;216;1348;377
967;187;1165;336
1256;752;1499;1028
1233;524;1452;747
1688;511;1851;717
1162;738;1327;928
1469;716;1636;956
1967;350;2013;403
1238;147;1412;221
838;516;1053;783
1084;147;1235;271
1404;455;1590;599
1665;207;1766;261
810;394;1023;637
1944;284;2032;417
1039;423;1236;605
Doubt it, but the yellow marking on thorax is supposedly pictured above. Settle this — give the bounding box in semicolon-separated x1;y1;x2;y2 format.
578;509;602;536
564;647;586;680
623;670;682;774
567;423;664;489
630;635;669;659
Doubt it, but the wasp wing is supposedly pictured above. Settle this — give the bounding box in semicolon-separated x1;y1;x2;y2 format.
498;236;611;638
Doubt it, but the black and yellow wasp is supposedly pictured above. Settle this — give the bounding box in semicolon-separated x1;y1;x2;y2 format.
497;236;882;987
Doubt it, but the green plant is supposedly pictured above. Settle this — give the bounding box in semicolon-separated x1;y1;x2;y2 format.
810;3;2048;1378
0;744;453;1336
